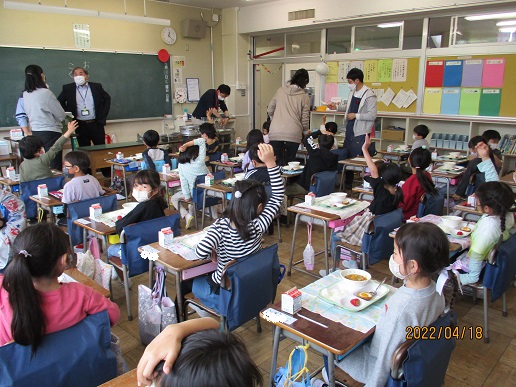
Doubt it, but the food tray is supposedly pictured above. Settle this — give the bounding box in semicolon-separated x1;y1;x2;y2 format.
318;279;389;312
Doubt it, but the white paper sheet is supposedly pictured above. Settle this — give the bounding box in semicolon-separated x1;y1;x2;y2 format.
392;89;408;109
379;87;395;106
402;89;418;108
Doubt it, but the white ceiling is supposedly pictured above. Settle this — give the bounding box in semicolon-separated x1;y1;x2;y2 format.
152;0;279;10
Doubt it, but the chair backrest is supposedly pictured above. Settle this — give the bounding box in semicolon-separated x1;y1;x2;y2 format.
120;214;181;276
0;311;117;387
417;188;445;218
20;176;65;219
66;195;118;246
387;311;457;387
209;152;223;163
309;170;338;197
192;170;225;208
362;208;403;265
482;233;516;302
218;244;280;331
331;148;348;172
141;159;166;173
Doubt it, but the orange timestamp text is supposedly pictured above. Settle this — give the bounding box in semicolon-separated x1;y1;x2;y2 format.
406;325;483;340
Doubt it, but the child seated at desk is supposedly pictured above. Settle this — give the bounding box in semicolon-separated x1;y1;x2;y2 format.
0;223;119;349
483;129;503;170
200;123;219;155
262;120;270;143
142;129;172;172
19;120;78;182
61;151;104;204
241;129;264;171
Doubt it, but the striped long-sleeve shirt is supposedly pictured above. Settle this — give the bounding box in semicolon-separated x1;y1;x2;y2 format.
195;166;284;284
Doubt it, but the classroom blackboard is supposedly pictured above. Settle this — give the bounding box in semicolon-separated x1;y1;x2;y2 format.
0;47;172;127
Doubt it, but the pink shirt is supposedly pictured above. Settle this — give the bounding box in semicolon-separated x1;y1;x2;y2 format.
0;276;119;345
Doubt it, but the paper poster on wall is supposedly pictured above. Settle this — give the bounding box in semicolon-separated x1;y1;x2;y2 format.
73;24;90;49
307;70;316;88
479;89;502;116
325;62;339;83
440;88;461;115
423;88;443;114
392;89;408;109
186;78;200;102
173;68;183;84
482;59;505;88
391;59;407;82
324;83;338;103
425;61;444;87
380;87;395;106
459;88;481;115
172;56;185;67
461;60;483;87
349;61;364;71
372;88;385;99
377;59;392;82
364;60;378;83
337;83;351;101
442;60;463;87
402;90;418;108
338;61;351;82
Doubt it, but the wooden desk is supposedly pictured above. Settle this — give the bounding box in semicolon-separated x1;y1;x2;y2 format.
196;182;233;229
74;216;116;257
99;368;137;386
501;173;516;187
30;195;63;223
351;186;373;201
230;141;247;156
65;268;110;298
0;177;20;193
106;160;141;203
77;142;146;174
377;149;410;164
0;153;20;172
453;203;483;222
210;161;240;177
141;241;216;322
158;172;180;206
263;302;374;387
338;158;383;191
430;169;465;215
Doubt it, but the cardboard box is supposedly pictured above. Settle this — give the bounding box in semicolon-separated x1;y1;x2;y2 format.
89;203;102;219
159;227;174;247
204;174;214;186
381;128;405;142
281;287;302;315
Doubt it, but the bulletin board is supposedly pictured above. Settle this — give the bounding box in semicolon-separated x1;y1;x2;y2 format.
324;58;420;114
423;54;516;118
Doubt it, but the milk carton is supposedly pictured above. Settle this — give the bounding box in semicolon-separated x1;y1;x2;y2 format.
37;184;48;197
158;227;174;247
235;137;242;145
304;192;316;206
6;167;16;179
221;153;229;162
363;179;371;189
10;129;23;140
431;150;438;160
89;203;102;219
162;164;171;174
204;173;214;186
467;194;478;207
387;144;394;152
281;287;302;315
116;152;124;161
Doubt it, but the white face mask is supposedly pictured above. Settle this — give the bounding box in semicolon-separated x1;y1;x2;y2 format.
413;135;417;140
132;189;150;203
348;83;356;92
389;254;410;280
489;142;499;150
74;75;86;86
218;95;225;101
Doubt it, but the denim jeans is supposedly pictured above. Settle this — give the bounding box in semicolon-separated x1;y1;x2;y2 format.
192;275;220;312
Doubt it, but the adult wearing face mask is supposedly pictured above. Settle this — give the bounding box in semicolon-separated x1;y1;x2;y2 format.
342;68;377;189
15;64;67;170
57;67;111;149
192;84;231;126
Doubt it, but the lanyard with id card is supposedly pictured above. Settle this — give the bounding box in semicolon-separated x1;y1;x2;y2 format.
77;87;90;116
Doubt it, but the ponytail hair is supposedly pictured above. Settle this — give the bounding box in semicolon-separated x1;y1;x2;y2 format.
225;179;267;241
475;182;515;234
2;223;70;353
377;162;404;207
24;64;46;93
409;147;437;196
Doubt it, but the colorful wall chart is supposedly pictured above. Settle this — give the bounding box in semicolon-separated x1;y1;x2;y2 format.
422;55;516;117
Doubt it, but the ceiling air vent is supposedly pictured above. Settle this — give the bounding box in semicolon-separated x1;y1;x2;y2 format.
288;9;315;21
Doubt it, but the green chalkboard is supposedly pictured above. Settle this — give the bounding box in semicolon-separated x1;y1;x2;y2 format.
0;46;172;127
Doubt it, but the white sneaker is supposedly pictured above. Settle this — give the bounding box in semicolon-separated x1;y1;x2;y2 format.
342;259;358;269
185;214;194;229
210;206;219;220
189;304;212;318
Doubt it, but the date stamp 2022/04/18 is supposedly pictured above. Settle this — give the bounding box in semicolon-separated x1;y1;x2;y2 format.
406;325;483;340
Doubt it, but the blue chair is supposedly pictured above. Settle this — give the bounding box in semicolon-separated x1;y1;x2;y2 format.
20;176;65;219
185;244;280;332
417;189;445;218
141;159;166;172
463;233;516;343
66;194;118;247
0;311;117;387
331;148;348;173
108;214;181;320
192;170;225;229
309;170;338;197
387;311;457;387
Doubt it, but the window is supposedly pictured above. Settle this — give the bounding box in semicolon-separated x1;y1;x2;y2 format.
286;31;321;56
403;19;424;49
254;34;285;58
428;17;451;48
354;23;402;51
326;26;352;54
455;14;516;44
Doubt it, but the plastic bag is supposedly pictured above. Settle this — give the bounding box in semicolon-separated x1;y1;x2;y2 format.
274;343;311;387
303;223;315;271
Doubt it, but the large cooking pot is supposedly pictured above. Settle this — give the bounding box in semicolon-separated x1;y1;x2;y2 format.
180;125;200;136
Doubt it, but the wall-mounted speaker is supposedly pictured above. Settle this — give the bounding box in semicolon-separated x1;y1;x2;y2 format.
181;19;207;39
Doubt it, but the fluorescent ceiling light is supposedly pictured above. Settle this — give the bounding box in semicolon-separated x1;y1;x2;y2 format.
496;20;516;26
498;27;516;33
4;0;98;16
377;22;403;28
99;12;170;26
465;12;516;21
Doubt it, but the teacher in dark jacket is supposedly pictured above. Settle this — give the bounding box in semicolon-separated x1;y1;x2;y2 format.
192;84;230;126
57;67;111;147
